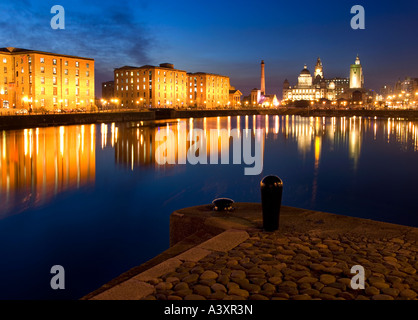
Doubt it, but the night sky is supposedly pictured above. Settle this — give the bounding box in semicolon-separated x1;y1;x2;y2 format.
1;0;417;97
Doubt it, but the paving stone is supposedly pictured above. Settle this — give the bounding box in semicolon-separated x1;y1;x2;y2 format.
300;289;320;297
194;285;211;297
211;283;227;292
230;270;246;279
199;279;216;286
338;292;355;300
200;271;218;280
320;274;336;285
400;289;417;299
297;277;317;284
228;287;250;298
250;278;267;286
209;291;226;299
262;283;276;292
268;277;283;285
174;282;189;291
381;287;400;298
182;274;199;283
365;286;380;296
156;282;173;291
176;289;193;297
321;287;341;296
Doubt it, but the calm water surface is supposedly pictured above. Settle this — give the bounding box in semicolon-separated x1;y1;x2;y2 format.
0;115;417;299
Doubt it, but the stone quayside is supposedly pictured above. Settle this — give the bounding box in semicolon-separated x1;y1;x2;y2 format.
84;203;418;301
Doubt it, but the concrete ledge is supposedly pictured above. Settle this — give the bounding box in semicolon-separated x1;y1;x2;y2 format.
175;247;212;262
132;258;183;282
91;279;154;300
89;229;250;300
198;229;250;252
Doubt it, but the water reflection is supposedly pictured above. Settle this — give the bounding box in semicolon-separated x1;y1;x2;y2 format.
2;115;418;218
0;125;95;217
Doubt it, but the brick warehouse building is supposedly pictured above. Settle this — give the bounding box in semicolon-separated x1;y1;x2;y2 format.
0;47;94;111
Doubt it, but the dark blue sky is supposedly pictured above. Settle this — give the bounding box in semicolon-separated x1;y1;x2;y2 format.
1;0;417;97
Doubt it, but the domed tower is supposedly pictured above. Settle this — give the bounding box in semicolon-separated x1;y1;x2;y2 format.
298;65;312;87
350;55;364;89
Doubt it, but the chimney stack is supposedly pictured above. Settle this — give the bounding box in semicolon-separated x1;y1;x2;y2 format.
260;60;266;96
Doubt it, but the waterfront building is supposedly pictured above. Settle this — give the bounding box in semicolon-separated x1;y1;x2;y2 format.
283;56;373;105
114;63;188;109
325;77;350;98
282;58;336;102
102;81;114;100
186;72;230;108
229;86;242;107
384;77;418;108
0;47;94;111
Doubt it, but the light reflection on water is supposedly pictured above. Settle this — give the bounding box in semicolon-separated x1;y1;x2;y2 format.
1;115;418;218
0;115;417;299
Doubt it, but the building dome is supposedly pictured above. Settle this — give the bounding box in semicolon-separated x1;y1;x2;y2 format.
300;65;311;75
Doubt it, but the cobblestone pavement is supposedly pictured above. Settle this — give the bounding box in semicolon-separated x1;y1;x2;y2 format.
142;231;418;300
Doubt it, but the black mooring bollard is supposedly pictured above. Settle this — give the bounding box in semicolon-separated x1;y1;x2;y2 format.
260;175;283;231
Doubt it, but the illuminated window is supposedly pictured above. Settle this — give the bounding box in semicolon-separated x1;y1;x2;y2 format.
75;61;79;67
53;77;57;85
65;61;68;66
86;71;89;77
41;77;45;84
2;58;6;63
64;78;69;85
53;59;57;65
75;69;79;76
41;87;45;95
53;67;57;75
